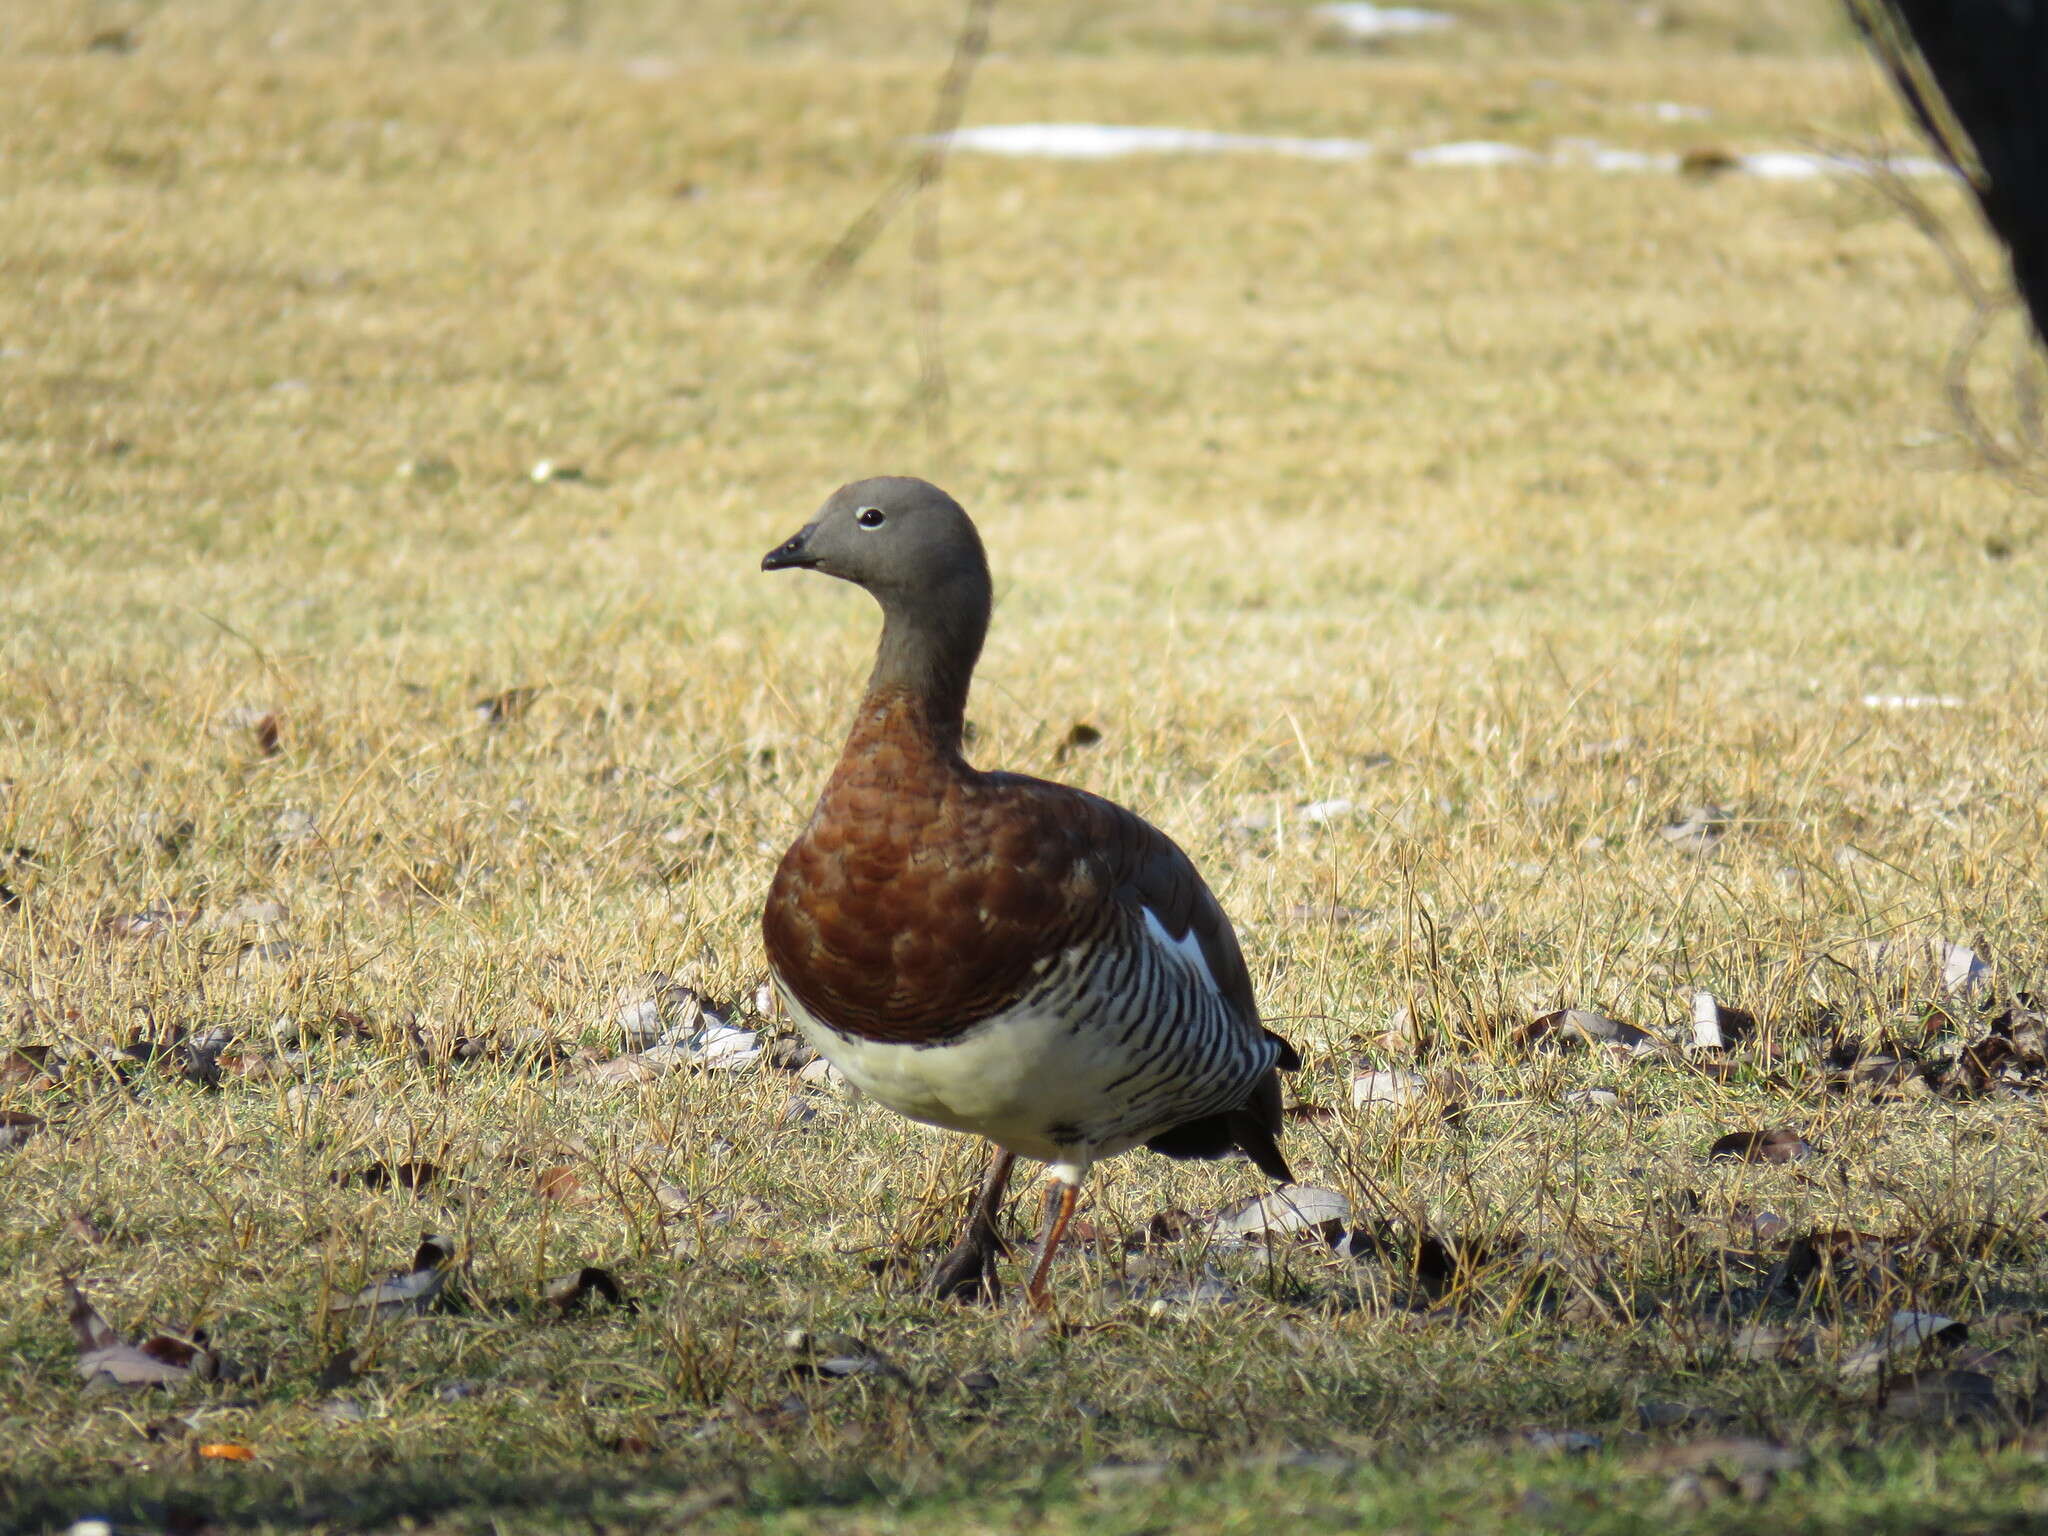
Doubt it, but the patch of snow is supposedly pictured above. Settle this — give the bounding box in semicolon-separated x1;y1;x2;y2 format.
935;123;1376;162
1553;138;1680;173
1316;3;1456;37
1862;693;1964;710
1407;140;1541;168
931;125;1957;183
1736;150;1949;181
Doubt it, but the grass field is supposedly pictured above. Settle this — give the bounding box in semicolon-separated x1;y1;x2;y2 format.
7;2;2048;1531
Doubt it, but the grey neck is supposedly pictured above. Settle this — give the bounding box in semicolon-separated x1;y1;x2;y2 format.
864;571;990;753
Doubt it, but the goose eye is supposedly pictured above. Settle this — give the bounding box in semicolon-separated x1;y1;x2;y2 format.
855;507;886;529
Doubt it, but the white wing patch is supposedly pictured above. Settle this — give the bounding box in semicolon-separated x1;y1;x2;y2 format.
1140;906;1221;996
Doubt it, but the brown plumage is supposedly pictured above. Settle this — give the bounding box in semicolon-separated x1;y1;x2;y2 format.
760;476;1299;1306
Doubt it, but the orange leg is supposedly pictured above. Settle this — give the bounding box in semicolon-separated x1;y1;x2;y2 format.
1023;1178;1080;1311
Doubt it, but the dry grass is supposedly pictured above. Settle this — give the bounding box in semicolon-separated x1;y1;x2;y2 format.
5;2;2048;1532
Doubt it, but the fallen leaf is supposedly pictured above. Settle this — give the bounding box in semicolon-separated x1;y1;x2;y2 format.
1209;1184;1351;1239
615;972;726;1049
1658;803;1731;851
543;1266;636;1315
66;1213;108;1244
1350;1068;1428;1110
338;1160;439;1193
1;1110;44;1151
534;1166;582;1201
1841;1311;1968;1379
1053;722;1103;761
1080;1460;1175;1491
1524;1008;1667;1056
1881;1368;2002;1422
1635;1437;1806;1477
578;1053;660;1086
1636;1399;1730;1431
1662;1469;1772;1511
785;1328;910;1384
64;1277;219;1388
764;1033;816;1072
1562;1087;1623;1111
313;1348;361;1392
1285;900;1376;929
0;1046;60;1086
327;1234;455;1319
796;1056;850;1091
1708;1127;1818;1164
197;1443;254;1462
268;808;317;849
1939;941;1991;997
100;907;197;940
1097;1258;1238;1316
475;686;542;725
1514;1427;1602;1456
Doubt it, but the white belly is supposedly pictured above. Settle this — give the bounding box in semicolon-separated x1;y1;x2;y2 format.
777;982;1155;1166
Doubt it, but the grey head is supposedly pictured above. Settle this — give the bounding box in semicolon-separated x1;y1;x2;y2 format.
762;476;993;725
762;476;987;597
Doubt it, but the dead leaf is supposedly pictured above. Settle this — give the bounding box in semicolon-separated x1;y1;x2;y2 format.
643;1021;761;1072
0;1046;60;1086
1210;1184;1350;1240
1285;901;1375;929
338;1160;439;1193
64;1277;219;1388
1514;1428;1602;1456
1563;1087;1623;1111
785;1328;911;1384
1524;1008;1667;1056
543;1266;635;1316
1709;1127;1817;1164
1939;941;1990;997
796;1056;850;1091
1080;1460;1175;1492
100;907;197;940
1350;1068;1427;1110
1658;803;1731;850
1097;1257;1237;1316
1662;1469;1772;1511
313;1347;361;1391
1054;722;1103;761
197;1443;254;1462
327;1234;455;1319
535;1166;582;1201
1634;1437;1806;1477
1;1111;44;1151
475;686;542;725
1636;1399;1730;1431
1840;1311;1968;1378
1881;1368;2002;1422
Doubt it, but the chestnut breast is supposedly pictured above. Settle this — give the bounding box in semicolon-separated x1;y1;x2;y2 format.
763;697;1104;1044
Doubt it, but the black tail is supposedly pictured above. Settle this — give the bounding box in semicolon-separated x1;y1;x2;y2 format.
1145;1041;1298;1184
